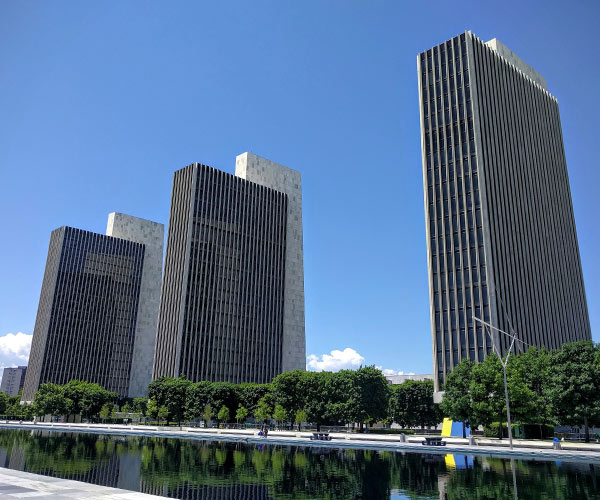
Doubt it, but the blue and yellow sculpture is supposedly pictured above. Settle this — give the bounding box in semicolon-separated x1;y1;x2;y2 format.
441;417;470;437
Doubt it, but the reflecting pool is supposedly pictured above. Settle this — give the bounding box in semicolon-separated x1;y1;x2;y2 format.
0;428;598;499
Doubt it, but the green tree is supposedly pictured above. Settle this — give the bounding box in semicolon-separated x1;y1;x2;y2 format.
209;382;237;419
236;383;272;415
184;381;212;421
298;371;329;431
235;405;248;425
0;391;8;414
132;397;148;416
33;383;71;417
347;366;390;430
217;405;230;424
272;370;304;417
295;409;307;431
468;355;532;440
390;380;439;429
157;406;169;425
109;403;118;421
146;397;158;421
121;402;132;414
99;403;111;423
148;376;191;425
325;370;354;424
470;355;505;438
547;341;600;442
389;383;409;428
406;380;440;429
273;404;287;427
202;405;213;426
63;380;116;419
5;395;32;419
440;359;475;436
505;348;546;426
254;397;272;423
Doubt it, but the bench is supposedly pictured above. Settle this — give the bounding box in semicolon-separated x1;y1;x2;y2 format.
422;436;446;446
310;432;332;441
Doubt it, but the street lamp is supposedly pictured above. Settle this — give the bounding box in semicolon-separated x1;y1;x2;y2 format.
472;316;522;450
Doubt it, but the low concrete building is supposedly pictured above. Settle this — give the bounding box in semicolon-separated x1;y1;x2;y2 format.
385;374;434;385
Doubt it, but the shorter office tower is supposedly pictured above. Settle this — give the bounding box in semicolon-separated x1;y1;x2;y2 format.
0;366;27;396
21;213;163;401
153;152;306;384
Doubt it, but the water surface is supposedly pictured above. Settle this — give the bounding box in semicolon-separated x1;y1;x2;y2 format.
0;428;598;499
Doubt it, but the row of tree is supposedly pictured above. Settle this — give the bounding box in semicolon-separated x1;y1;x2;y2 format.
15;366;439;431
146;366;401;430
17;340;597;438
28;380;117;420
441;340;600;441
144;367;441;430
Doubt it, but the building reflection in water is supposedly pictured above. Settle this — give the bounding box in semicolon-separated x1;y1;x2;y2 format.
0;429;599;500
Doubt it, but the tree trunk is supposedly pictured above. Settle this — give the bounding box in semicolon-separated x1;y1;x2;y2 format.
462;421;466;439
316;423;321;432
584;416;590;443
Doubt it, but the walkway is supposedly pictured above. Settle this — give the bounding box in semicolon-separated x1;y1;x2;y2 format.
0;468;167;499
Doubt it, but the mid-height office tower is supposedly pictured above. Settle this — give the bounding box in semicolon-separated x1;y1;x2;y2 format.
418;32;591;392
153;152;305;384
22;213;164;401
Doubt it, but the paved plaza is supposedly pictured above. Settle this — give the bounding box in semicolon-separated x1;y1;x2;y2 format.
0;468;166;500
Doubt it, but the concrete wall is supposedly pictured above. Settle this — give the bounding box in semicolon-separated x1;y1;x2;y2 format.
235;152;306;373
106;213;164;397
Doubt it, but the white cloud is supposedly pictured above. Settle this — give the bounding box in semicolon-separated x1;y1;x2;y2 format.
306;347;365;372
0;332;32;385
0;332;32;365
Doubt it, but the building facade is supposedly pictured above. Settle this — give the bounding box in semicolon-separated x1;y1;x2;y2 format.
0;366;27;397
153;153;305;384
418;32;592;391
22;214;163;401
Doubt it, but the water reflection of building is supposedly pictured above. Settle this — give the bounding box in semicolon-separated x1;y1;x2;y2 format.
117;451;142;492
141;482;272;500
25;449;122;488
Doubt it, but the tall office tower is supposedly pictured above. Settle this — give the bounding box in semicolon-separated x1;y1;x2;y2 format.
418;32;592;392
21;214;164;401
0;366;27;396
105;213;164;396
153;152;305;384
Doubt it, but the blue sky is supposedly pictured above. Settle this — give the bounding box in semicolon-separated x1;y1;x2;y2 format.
0;1;598;377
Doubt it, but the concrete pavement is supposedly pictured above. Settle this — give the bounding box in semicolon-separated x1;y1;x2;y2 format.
0;468;167;499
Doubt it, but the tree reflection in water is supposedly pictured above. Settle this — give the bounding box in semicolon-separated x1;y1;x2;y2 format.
0;429;599;499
